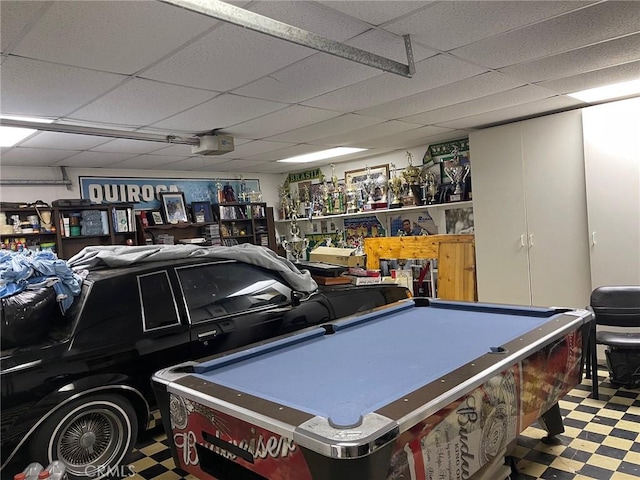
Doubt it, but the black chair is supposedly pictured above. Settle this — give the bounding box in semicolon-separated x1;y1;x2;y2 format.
587;285;640;399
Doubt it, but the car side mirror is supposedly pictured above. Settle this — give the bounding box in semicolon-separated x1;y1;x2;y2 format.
291;291;304;306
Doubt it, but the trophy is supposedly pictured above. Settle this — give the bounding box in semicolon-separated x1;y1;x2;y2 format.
424;170;438;205
401;152;426;205
388;163;404;208
443;146;470;202
282;212;309;263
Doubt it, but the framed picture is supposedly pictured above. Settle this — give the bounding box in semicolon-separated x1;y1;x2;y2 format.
160;191;188;223
150;211;164;226
191;201;214;223
344;164;389;187
345;164;390;202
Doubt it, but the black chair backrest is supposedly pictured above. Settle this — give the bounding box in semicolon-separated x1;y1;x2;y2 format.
590;286;640;328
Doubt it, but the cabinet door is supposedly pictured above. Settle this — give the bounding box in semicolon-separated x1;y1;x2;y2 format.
470;123;532;305
583;98;640;287
522;110;591;308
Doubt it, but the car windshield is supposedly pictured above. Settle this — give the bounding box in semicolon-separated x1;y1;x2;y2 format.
177;261;292;323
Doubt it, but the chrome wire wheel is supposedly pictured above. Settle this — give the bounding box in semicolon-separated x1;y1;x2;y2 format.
31;394;138;480
56;406;124;475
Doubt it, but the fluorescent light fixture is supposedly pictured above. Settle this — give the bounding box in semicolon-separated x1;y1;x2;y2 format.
0;115;54;147
277;147;367;163
568;78;640;102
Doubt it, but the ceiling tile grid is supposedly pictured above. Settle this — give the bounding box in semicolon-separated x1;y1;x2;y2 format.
1;0;638;173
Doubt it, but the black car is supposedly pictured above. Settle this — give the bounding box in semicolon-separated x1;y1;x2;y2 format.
1;247;409;479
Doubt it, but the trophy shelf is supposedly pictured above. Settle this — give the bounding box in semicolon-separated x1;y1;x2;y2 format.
274;201;473;223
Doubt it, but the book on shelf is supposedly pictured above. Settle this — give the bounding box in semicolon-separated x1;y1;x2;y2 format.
113;208;133;233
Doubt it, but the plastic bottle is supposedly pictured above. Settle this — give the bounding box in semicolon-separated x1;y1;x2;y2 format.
43;461;66;480
21;463;43;480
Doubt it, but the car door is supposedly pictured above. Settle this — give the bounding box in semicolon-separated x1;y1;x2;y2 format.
175;260;297;358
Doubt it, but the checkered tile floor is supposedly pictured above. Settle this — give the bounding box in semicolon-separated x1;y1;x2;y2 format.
128;369;639;480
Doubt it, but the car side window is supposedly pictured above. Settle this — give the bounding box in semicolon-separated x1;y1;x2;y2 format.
177;262;292;323
138;271;180;331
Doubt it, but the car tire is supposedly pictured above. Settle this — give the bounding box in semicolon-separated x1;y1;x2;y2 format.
28;394;138;480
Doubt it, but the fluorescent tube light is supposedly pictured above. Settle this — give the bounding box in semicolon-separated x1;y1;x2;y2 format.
568;78;640;102
277;147;367;163
0;126;38;147
0;115;54;147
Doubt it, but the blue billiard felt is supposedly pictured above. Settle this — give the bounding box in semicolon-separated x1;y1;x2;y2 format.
192;301;561;427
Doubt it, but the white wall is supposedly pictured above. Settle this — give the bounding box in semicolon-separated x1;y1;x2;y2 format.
0;166;283;207
0;146;432;209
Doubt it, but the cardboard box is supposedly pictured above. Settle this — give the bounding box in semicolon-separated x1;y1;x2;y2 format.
309;246;366;268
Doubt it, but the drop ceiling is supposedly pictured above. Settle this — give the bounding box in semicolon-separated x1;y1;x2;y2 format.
1;0;638;174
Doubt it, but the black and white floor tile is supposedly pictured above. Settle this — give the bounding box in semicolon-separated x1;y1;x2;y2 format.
124;369;639;480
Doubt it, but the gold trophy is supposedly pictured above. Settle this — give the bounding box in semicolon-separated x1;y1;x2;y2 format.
389;163;404;208
402;151;426;205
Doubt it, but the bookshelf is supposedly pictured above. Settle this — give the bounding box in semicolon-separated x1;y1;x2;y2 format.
54;204;137;259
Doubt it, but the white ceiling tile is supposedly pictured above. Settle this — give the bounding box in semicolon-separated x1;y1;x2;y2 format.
18;131;111;150
52;151;138;168
229;107;341;139
535;61;640;95
200;159;258;173
385;1;591;51
11;1;215;73
0;1;47;53
158;157;227;171
151;94;288;132
450;2;640;69
302;55;488;112
0;57;127;118
499;34;640;83
108;154;189;170
436;96;585;130
148;144;194;157
401;85;557;125
353;125;455;149
318;1;431;27
308;120;418;147
233;28;437;104
268;114;384;144
141;23;313;92
0;147;77;167
90;138;170;154
228;140;298;158
357;72;526;120
67;78;218;127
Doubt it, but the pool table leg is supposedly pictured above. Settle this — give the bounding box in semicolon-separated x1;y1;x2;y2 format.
300;443;394;480
537;402;565;445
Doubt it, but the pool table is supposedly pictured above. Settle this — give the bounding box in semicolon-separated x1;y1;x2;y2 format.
152;298;593;480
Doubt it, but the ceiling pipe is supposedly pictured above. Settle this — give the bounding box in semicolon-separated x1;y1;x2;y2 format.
160;0;415;78
0;166;73;190
0;119;200;145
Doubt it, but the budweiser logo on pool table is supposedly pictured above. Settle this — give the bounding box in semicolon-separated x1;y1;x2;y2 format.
168;395;313;479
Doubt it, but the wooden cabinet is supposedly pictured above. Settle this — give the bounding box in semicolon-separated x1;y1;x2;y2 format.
582;98;640;288
470;110;592;309
0;206;58;253
54;205;137;259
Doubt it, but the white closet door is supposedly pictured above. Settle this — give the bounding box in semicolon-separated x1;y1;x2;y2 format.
470;123;531;305
522;111;592;309
583;98;640;287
